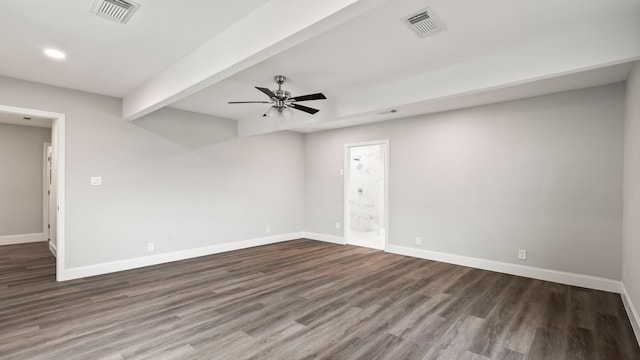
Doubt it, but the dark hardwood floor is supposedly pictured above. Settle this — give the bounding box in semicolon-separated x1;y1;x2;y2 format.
1;240;638;359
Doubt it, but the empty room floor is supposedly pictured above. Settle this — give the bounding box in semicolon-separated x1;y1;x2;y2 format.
1;240;638;359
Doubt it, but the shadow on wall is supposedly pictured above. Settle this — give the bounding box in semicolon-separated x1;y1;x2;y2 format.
135;107;237;149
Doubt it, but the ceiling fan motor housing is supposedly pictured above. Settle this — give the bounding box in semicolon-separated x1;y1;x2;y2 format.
274;89;291;100
228;74;326;115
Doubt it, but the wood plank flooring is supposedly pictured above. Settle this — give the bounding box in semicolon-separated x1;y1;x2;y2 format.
1;240;638;359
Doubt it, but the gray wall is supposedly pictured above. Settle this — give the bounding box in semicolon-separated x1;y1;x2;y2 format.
305;84;625;280
0;123;51;236
624;62;640;312
0;76;305;268
0;74;627;283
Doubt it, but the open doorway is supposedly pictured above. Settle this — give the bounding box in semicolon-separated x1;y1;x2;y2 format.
0;105;65;281
344;140;389;250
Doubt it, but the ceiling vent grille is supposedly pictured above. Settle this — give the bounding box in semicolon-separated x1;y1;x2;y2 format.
90;0;140;24
402;7;445;38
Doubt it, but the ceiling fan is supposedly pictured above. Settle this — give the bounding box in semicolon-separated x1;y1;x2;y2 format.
228;75;327;117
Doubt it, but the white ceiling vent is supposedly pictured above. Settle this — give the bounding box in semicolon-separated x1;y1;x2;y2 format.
90;0;140;24
402;7;445;38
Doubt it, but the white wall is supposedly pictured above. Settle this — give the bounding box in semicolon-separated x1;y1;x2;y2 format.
623;62;640;329
305;84;625;280
0;123;51;236
0;76;305;269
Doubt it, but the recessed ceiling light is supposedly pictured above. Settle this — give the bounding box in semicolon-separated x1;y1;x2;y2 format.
44;48;66;60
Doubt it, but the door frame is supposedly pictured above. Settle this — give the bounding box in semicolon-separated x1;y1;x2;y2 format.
343;139;389;250
0;104;66;281
43;142;51;245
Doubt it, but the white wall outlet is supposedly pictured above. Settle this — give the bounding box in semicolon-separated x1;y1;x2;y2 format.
339;168;344;176
147;242;155;252
167;233;172;241
518;249;527;260
336;222;341;230
90;176;102;186
266;226;271;234
416;237;422;245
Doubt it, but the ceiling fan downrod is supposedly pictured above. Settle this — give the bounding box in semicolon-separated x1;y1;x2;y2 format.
273;75;290;110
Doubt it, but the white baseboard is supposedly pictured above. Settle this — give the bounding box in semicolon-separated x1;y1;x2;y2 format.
386;244;621;293
622;283;640;346
59;232;304;281
303;232;346;245
0;233;46;246
49;241;57;257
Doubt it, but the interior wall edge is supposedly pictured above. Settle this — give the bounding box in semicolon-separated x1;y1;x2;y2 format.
622;283;640;346
59;232;305;281
386;243;622;294
0;233;46;246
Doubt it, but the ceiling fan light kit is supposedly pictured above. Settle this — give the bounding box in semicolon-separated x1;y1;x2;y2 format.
228;75;327;117
266;106;294;119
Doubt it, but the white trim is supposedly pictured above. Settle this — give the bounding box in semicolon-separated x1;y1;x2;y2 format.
0;105;66;282
61;232;305;281
49;241;57;257
386;244;622;293
343;139;390;251
54;114;65;281
0;233;46;246
622;283;640;346
43;142;51;237
303;232;346;245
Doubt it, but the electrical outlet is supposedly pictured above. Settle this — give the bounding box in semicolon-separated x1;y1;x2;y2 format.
339;168;344;176
147;242;155;252
90;176;102;186
336;222;341;230
518;249;527;260
266;226;271;234
167;233;172;241
416;237;422;245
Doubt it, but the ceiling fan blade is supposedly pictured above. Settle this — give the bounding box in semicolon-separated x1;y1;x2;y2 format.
289;93;327;102
289;103;320;114
228;101;272;104
255;87;277;99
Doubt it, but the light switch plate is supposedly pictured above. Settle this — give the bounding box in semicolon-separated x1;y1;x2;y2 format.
90;176;102;186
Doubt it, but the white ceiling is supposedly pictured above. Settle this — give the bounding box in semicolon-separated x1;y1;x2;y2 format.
171;0;527;120
0;0;639;134
299;62;633;133
0;0;269;97
169;0;640;134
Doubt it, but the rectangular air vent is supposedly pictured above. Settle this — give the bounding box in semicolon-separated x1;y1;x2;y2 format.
90;0;140;24
402;7;445;38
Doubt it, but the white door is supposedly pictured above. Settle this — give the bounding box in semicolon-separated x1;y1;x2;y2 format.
345;141;388;250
